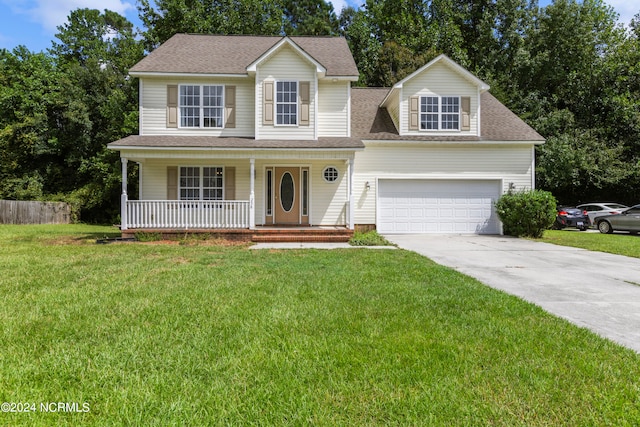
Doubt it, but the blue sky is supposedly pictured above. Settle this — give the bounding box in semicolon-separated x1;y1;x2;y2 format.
0;0;635;53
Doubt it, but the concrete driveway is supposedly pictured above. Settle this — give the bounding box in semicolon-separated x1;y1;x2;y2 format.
385;234;640;353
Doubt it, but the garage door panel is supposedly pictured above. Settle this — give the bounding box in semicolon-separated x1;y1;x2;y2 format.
468;209;484;219
425;208;438;217
439;208;454;217
378;180;500;234
396;208;409;218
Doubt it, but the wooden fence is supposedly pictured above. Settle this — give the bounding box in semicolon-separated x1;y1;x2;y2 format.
0;200;71;224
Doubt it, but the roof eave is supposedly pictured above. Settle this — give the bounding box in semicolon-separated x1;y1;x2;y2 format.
129;71;250;79
361;139;545;145
322;75;359;82
108;145;364;152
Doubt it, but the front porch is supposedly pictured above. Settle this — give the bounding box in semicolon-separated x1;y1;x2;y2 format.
118;150;358;235
121;225;353;243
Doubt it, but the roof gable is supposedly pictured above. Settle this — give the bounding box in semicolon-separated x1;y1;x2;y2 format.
246;37;326;78
129;34;358;78
380;54;490;107
396;54;489;91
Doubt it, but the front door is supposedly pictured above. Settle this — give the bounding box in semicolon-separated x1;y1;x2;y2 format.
274;167;300;224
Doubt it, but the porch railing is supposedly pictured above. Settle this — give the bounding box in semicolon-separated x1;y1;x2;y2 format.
125;200;250;229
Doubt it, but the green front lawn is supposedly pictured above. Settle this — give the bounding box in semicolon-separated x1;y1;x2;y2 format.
1;225;639;426
538;229;640;258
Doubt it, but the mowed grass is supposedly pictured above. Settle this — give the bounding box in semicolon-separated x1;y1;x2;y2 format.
538;229;640;259
1;225;639;426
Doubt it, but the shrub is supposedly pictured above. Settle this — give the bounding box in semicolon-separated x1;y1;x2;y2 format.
495;190;557;238
349;230;393;246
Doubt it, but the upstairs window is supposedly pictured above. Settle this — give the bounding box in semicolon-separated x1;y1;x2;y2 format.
276;81;298;125
180;85;224;128
420;96;459;131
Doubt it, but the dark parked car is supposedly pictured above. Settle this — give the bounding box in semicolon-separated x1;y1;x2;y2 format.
554;206;590;231
595;204;640;234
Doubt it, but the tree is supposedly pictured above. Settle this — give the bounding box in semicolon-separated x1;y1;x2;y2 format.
46;8;144;221
138;0;287;50
138;0;339;51
340;7;382;86
0;47;61;200
282;0;339;35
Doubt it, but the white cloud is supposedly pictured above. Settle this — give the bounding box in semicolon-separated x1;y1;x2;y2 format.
329;0;348;14
607;0;638;26
329;0;359;14
9;0;134;32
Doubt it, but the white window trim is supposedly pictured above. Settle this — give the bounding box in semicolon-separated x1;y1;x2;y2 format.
275;80;298;127
322;166;339;183
178;166;224;201
419;95;460;132
178;84;225;129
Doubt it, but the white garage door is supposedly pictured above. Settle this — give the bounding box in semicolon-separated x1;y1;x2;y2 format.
378;180;501;234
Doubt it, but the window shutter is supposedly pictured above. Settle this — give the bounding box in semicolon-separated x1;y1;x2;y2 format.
167;85;178;128
409;96;419;130
263;81;274;125
225;86;236;128
299;81;310;126
461;97;471;131
167;166;178;199
224;167;235;200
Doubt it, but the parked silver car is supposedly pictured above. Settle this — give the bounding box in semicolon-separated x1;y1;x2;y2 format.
577;202;628;225
595;204;640;234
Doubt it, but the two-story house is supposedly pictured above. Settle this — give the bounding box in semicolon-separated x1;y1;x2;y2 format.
108;34;544;238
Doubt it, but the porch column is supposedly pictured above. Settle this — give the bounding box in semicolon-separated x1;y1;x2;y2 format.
347;157;355;230
249;158;256;229
121;157;128;230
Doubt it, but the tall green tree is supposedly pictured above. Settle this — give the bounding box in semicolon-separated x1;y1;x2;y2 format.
340;6;382;86
47;8;144;221
138;0;339;51
282;0;339;35
0;47;62;200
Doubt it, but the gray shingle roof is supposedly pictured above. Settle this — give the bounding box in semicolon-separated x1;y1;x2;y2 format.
351;88;545;142
130;34;359;77
108;135;364;150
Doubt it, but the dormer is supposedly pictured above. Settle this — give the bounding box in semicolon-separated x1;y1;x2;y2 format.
380;54;490;137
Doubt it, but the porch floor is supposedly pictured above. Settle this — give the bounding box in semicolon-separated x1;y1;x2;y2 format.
121;226;353;243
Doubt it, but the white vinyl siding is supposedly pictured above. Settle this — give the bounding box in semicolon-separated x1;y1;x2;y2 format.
385;90;401;131
140;77;254;137
352;144;535;225
402;62;478;136
257;45;316;140
309;161;347;225
318;81;349;137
